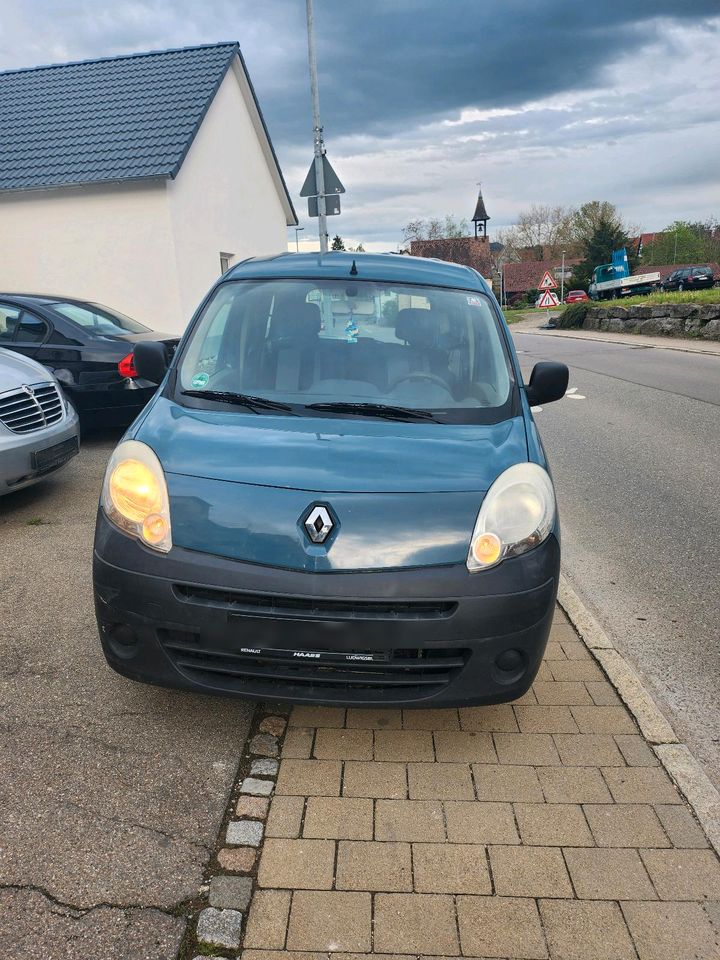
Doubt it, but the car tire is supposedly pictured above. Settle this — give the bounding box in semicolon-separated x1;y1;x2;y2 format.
678;282;684;291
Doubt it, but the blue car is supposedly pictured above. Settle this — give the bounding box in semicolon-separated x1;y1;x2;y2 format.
93;252;568;707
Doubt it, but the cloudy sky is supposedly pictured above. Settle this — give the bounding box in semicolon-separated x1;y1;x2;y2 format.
2;1;719;250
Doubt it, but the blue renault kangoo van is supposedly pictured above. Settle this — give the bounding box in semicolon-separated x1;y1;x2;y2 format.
93;253;568;707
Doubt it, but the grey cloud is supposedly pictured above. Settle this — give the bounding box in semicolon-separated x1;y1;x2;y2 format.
0;1;718;243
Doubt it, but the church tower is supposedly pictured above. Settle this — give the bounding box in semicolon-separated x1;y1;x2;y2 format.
472;185;490;239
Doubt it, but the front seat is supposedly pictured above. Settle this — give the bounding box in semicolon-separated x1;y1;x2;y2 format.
392;308;457;381
267;300;321;392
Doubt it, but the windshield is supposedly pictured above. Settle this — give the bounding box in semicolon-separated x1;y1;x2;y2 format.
176;279;514;423
50;301;150;335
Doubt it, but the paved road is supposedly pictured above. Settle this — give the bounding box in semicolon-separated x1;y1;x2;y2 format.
513;330;720;789
0;433;253;960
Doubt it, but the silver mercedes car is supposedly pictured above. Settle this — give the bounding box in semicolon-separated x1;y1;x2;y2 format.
0;350;80;496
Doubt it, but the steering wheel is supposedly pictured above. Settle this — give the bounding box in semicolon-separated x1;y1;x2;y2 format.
389;371;452;393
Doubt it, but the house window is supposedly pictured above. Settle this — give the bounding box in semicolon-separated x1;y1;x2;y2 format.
220;252;235;275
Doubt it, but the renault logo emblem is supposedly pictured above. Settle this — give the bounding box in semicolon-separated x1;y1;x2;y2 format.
302;504;334;544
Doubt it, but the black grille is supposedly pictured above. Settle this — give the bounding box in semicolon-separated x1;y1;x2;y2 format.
173;584;457;621
158;629;469;701
0;381;63;433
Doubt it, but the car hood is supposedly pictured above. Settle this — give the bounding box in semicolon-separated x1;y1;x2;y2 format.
0;348;54;388
135;398;529;571
137;396;528;494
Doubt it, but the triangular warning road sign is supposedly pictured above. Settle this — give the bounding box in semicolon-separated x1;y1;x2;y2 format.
538;270;557;290
537;290;560;308
300;155;345;197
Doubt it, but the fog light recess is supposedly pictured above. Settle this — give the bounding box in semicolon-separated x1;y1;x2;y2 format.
106;623;139;660
492;648;526;684
496;649;523;672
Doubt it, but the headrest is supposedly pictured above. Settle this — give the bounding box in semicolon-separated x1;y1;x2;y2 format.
394;308;437;349
395;307;467;352
269;301;321;344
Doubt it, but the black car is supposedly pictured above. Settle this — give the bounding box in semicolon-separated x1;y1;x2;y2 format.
0;295;178;424
660;266;715;292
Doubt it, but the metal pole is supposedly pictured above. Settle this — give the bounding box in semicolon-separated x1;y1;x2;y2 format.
295;226;304;252
306;0;328;253
561;250;566;302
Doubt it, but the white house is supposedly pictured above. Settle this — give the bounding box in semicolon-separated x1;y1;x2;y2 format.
0;43;297;333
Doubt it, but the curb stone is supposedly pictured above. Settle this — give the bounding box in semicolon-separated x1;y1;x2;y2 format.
593;648;677;745
558;573;720;856
655;744;720;853
511;322;720;357
182;706;289;959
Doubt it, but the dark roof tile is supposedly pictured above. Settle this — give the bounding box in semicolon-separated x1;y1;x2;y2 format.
503;259;580;294
0;43;239;189
409;237;493;276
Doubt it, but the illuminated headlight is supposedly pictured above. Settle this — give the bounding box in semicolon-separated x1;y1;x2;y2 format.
101;440;172;553
467;463;555;571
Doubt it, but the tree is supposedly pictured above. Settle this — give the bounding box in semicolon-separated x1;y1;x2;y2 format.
568;201;636;289
444;215;470;238
402;220;427;243
401;215;467;243
503;204;576;260
569;201;628;247
641;219;720;265
331;235;345;251
348;242;365;252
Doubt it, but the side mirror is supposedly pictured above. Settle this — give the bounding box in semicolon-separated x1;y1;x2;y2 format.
525;361;569;405
134;341;169;384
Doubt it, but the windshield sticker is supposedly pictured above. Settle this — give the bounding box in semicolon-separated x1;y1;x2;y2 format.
345;318;359;343
191;372;210;388
466;296;482;306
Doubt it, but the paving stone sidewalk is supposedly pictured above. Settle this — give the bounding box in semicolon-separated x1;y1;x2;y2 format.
238;607;720;960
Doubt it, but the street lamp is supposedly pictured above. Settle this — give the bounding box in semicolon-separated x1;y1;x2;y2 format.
295;226;305;252
561;250;566;303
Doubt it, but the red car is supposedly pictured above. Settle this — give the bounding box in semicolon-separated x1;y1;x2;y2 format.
564;290;589;304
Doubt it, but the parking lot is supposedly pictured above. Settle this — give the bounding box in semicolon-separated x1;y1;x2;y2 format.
0;433;253;960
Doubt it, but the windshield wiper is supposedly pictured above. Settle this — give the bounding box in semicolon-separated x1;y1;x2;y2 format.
181;389;294;414
305;401;439;422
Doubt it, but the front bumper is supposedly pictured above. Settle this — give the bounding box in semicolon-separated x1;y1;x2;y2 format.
93;512;560;707
0;407;80;495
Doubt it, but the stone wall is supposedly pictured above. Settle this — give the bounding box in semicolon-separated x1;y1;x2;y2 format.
583;303;720;340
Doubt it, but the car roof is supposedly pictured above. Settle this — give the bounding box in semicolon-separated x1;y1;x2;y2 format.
224;251;490;292
0;292;78;306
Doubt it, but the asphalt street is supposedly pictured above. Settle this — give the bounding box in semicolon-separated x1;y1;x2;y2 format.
0;433;253;960
513;329;720;790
